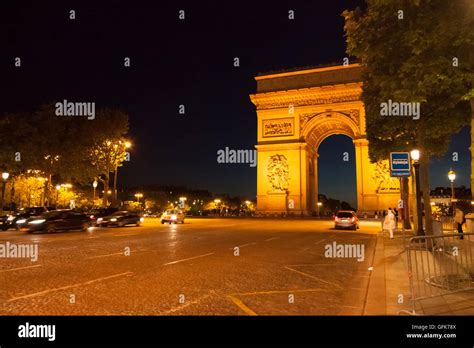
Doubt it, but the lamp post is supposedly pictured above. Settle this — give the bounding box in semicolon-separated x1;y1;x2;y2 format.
55;185;61;207
448;169;456;201
113;140;131;200
93;180;98;204
1;172;10;216
37;177;47;206
134;193;143;203
317;202;323;217
410;150;423;236
214;199;221;215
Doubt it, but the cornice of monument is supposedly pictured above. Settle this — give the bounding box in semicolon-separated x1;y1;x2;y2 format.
250;82;362;110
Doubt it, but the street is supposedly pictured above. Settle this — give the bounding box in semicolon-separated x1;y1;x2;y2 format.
0;218;380;315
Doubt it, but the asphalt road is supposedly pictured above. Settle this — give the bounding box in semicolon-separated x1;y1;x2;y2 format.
0;217;380;315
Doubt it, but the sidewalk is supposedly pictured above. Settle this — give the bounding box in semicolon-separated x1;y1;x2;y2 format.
364;228;474;315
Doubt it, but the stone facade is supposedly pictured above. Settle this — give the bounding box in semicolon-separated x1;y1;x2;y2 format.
250;64;406;215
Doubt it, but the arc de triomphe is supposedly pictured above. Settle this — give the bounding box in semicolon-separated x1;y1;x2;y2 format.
250;63;402;215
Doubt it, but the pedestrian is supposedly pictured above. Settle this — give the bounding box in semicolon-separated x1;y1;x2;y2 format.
393;208;399;225
454;208;464;240
383;209;396;239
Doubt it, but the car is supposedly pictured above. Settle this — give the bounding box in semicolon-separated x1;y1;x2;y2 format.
88;207;119;226
26;210;91;233
161;209;185;224
1;207;50;231
96;211;143;227
334;210;359;230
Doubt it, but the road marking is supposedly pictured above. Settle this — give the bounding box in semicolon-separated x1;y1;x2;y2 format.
0;264;42;273
8;271;133;302
239;242;257;247
163;252;214;266
163;291;215;314
228;295;258;316
55;246;78;251
228;242;257;250
264;237;280;242
314;239;327;245
85;249;149;259
231;288;327;296
85;252;125;259
284;266;343;289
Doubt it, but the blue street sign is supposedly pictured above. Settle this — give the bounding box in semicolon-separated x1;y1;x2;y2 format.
390;152;411;177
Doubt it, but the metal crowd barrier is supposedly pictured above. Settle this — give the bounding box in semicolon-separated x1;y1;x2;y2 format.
406;232;474;315
440;216;455;233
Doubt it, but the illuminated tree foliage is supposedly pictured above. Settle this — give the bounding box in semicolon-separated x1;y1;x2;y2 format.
0;105;129;207
343;0;474;234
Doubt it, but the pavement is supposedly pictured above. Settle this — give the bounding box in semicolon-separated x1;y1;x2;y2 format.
364;224;474;315
1;217;473;316
0;217;379;315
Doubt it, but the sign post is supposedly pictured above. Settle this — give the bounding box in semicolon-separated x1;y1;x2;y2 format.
390;152;411;247
389;152;411;177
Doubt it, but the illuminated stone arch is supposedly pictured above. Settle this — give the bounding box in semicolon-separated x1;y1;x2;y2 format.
250;64;400;215
302;111;361;150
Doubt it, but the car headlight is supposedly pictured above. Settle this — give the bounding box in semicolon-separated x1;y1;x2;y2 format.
16;219;26;224
171;215;177;220
29;219;46;224
110;218;117;222
7;215;15;221
97;218;103;222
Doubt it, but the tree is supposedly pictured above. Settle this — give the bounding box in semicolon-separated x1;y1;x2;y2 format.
0;105;130;208
88;109;129;207
343;0;474;235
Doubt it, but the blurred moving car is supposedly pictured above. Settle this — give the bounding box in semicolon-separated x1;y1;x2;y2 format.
1;207;49;231
96;211;143;227
161;209;185;224
88;207;119;226
27;210;91;233
334;210;359;230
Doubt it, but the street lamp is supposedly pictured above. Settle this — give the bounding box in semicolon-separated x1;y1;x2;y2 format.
134;193;143;203
410;149;423;236
1;172;9;216
317;202;323;217
37;177;47;206
214;199;222;215
448;169;456;200
93;180;98;204
55;185;61;206
113;140;131;200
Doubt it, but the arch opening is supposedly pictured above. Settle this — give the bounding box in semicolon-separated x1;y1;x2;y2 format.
315;134;357;215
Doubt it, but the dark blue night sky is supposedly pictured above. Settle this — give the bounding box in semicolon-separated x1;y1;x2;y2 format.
1;1;471;204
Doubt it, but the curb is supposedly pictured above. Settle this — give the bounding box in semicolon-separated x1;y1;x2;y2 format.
363;234;386;315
